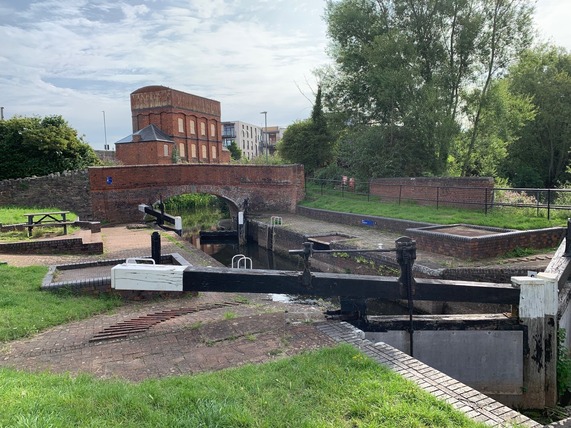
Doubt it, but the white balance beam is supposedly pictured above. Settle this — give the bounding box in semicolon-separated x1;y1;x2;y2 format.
111;259;186;291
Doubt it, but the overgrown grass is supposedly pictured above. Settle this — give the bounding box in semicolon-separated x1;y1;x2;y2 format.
302;184;567;230
0;344;487;427
0;265;121;342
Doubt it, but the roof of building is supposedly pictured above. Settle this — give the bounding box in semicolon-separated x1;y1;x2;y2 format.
115;124;174;144
131;85;170;94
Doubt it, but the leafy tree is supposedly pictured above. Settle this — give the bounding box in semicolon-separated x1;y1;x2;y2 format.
0;115;101;180
450;79;535;177
227;140;242;160
279;87;335;175
337;125;406;180
501;46;571;187
322;0;534;178
278;119;315;169
459;0;534;176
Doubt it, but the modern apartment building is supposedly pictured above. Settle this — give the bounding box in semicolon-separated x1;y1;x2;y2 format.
221;121;262;160
116;85;229;165
265;126;285;155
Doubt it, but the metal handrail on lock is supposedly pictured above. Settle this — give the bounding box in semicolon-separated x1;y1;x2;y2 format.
270;216;283;226
231;254;253;270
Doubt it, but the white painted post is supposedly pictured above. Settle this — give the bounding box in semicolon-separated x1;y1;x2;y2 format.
513;273;558;408
538;272;559;408
238;211;246;245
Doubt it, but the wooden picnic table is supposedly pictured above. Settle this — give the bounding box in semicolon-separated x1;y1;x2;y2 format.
24;211;71;237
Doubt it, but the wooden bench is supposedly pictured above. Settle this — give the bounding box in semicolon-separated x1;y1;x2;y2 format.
24;211;71;237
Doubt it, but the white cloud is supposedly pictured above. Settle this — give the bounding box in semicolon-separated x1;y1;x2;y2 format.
0;0;567;149
534;0;571;51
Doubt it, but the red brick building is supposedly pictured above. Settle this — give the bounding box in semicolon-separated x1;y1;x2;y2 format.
115;85;230;165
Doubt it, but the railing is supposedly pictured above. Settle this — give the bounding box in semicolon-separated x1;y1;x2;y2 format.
306;178;571;219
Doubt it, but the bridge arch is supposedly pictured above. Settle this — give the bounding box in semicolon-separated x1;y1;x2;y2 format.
88;164;305;224
150;190;242;232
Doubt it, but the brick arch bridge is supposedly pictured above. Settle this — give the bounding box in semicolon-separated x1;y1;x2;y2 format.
89;164;305;224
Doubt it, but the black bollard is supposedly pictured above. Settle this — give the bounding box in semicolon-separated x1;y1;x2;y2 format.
396;236;416;357
151;231;161;264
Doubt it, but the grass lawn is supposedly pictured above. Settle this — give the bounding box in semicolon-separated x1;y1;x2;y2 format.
0;345;488;428
0;265;121;342
0;206;78;225
0;206;79;241
302;184;568;230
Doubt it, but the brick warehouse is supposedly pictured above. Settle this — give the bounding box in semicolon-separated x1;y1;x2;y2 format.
116;85;230;165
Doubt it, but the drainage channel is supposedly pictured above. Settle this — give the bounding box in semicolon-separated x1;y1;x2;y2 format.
90;301;242;342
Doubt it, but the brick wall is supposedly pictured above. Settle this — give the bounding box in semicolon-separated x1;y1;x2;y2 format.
0;237;102;255
89;164;305;223
248;216;535;282
0;170;93;219
409;226;565;260
370;177;494;209
297;206;564;261
116;141;174;166
129;86;223;165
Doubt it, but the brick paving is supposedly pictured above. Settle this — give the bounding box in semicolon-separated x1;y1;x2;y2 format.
0;300;332;381
0;220;561;427
0;224;335;381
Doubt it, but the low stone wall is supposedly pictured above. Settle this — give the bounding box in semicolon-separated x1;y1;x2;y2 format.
0;221;103;255
0;220;101;234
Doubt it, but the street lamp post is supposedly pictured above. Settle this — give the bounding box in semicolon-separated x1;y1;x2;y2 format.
260;111;268;162
102;111;109;151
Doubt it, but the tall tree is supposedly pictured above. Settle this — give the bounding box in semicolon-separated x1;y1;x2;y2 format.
322;0;534;178
450;78;535;176
279;87;335;175
459;0;534;176
501;46;571;187
0;115;101;180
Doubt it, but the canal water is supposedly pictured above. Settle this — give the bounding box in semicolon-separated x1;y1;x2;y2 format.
190;237;303;270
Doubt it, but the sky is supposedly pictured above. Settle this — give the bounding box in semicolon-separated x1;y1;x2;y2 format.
0;0;569;151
